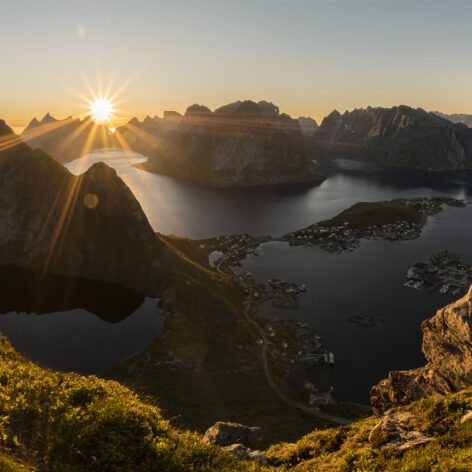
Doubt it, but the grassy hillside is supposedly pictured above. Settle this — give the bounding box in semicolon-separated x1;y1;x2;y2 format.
0;332;471;471
319;200;423;230
0;336;258;472
266;387;472;471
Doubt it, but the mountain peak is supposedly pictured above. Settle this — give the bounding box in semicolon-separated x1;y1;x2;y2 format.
0;120;14;137
40;113;56;125
185;104;212;116
128;117;142;126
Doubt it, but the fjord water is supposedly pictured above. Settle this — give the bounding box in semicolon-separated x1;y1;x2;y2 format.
238;204;472;402
3;148;471;390
65;149;472;238
0;266;162;374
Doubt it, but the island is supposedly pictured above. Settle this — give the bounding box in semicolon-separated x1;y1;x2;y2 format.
404;250;472;297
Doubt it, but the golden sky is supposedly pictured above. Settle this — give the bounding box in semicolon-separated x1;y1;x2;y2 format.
2;0;472;131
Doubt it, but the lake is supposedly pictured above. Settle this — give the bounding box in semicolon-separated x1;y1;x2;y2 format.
2;148;471;394
0;266;162;374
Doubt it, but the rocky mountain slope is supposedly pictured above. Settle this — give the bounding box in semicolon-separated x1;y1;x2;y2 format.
266;385;472;471
21;113;118;164
118;100;325;187
371;285;472;413
315;105;472;170
0;122;168;295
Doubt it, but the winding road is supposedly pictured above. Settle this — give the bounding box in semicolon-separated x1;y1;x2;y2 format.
215;247;352;426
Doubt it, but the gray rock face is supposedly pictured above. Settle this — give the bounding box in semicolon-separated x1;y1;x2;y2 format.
223;444;268;465
368;410;434;450
202;421;262;449
298;116;319;136
123;100;325;187
315;105;472;170
371;286;472;413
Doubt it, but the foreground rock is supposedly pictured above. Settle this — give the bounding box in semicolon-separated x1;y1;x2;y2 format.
202;421;262;449
371;285;472;413
368;410;434;450
224;444;268;466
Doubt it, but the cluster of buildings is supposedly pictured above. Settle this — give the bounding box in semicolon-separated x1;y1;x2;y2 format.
201;233;265;272
285;219;420;253
267;278;306;309
405;250;472;297
402;196;464;215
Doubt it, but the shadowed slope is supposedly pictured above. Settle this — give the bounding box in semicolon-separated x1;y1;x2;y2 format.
0;132;166;295
315;105;472;170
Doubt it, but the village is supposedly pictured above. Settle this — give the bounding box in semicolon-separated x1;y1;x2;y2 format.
196;197;467;412
404;250;472;297
283;197;465;253
283;219;420;253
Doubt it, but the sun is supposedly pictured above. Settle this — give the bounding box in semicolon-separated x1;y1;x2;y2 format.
89;97;114;123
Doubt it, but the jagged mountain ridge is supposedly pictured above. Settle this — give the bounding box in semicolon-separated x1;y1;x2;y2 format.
21;113;118;164
122;100;324;187
371;285;472;413
315;105;472;170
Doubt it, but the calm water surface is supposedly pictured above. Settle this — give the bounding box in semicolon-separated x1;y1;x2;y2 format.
0;267;162;374
66;149;472;238
238;205;472;402
3;149;470;393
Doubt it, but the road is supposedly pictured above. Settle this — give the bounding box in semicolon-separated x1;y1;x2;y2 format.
215;248;352;426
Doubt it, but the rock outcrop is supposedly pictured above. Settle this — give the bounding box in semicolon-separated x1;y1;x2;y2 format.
371;286;472;413
315;105;472;170
368;410;434;450
0;126;169;295
202;422;267;466
120;100;325;187
223;444;268;466
202;421;262;449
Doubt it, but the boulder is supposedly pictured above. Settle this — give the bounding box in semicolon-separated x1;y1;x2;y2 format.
223;444;268;465
202;421;262;449
368;410;434;450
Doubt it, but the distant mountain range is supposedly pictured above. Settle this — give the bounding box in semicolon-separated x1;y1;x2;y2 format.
432;111;472;127
116;100;324;186
15;103;472;186
20;113;117;164
314;105;472;170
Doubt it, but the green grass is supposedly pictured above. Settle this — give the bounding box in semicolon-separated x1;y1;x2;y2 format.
318;200;423;230
0;324;471;471
265;387;472;471
0;336;258;472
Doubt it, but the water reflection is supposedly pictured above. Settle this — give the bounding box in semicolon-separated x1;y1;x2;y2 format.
0;265;144;322
67;151;472;239
0;266;162;374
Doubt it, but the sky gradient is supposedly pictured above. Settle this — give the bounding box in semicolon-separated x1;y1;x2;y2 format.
2;0;472;130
